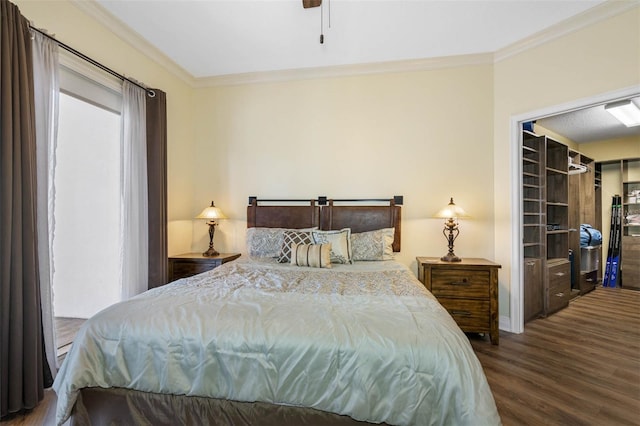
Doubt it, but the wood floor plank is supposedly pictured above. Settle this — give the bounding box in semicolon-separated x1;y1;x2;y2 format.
1;388;57;426
54;317;86;348
470;286;640;426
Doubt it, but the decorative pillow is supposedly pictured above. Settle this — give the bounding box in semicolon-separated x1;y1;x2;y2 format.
351;228;395;261
246;227;316;258
290;243;332;268
278;230;313;263
311;228;352;264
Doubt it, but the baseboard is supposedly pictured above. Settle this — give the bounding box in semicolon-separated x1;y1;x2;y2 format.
499;315;513;333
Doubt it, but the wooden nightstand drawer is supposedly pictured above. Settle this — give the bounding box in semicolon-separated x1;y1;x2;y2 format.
431;269;490;299
438;298;491;331
168;253;240;282
171;261;217;279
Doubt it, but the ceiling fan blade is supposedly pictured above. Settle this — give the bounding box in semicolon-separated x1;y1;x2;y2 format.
302;0;322;8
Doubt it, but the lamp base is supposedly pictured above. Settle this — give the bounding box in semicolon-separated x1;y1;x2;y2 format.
202;247;220;257
441;253;461;262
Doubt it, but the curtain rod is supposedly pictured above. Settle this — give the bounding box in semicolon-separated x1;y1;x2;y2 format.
29;26;155;97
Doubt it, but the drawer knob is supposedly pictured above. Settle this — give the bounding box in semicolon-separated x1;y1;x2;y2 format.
555;292;564;297
526;261;536;266
451;279;469;286
554;272;566;277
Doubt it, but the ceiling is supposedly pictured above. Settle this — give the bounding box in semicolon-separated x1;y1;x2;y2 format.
91;0;639;144
94;0;606;79
536;97;640;144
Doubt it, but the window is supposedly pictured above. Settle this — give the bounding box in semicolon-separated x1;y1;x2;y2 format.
52;65;122;319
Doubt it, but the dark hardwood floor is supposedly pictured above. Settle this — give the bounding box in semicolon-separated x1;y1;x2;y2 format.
470;286;640;425
3;287;638;425
54;317;85;362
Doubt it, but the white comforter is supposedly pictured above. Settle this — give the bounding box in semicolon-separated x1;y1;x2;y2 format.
53;259;500;426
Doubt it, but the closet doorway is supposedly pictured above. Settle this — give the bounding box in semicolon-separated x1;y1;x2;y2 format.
513;88;640;333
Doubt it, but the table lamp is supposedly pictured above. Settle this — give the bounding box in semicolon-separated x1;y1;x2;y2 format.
196;201;227;257
434;197;469;262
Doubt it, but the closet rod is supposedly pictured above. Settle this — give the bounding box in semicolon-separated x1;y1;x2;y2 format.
30;26;155;97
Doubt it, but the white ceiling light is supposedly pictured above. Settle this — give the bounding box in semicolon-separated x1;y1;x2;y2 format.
605;100;640;127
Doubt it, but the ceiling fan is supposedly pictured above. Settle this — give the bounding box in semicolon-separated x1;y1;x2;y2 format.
302;0;328;43
302;0;322;8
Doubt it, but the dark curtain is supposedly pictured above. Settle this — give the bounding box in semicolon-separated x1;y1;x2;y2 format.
0;0;45;418
146;89;168;289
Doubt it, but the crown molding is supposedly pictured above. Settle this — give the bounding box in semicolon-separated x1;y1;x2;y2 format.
72;0;637;88
494;0;639;62
194;53;494;87
70;0;196;88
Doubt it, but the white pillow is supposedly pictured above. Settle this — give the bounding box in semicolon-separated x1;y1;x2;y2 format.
351;228;395;261
311;228;353;264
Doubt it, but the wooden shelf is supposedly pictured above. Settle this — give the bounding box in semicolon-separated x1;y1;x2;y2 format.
522;131;576;322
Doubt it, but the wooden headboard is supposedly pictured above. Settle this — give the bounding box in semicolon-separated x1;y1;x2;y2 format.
247;196;403;252
246;198;320;229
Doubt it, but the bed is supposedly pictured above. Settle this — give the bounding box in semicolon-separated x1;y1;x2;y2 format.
53;197;501;426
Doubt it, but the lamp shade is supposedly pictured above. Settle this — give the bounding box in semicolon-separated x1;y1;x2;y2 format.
196;201;227;220
434;197;469;219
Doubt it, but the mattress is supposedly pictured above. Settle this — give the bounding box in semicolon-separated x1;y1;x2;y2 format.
53;258;500;425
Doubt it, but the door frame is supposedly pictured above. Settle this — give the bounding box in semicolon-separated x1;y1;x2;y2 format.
509;85;640;334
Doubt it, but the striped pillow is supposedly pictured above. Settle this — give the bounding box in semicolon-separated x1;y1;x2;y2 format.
290;243;332;268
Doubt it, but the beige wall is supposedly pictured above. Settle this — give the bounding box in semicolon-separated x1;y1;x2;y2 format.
533;124;577;149
17;0;639;328
493;6;640;324
16;0;197;255
192;66;496;269
193;6;639;327
532;130;640;163
579;135;640;162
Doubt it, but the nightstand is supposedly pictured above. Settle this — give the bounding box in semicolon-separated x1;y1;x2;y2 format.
168;253;241;282
417;257;501;345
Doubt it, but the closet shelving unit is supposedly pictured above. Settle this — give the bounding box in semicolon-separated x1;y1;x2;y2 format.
522;131;572;321
622;159;640;289
568;149;598;295
544;138;571;315
596;158;640;290
522;131;545;321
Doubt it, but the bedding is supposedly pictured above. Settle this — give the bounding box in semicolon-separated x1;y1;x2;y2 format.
246;227;316;258
351;227;395;261
53;258;500;426
290;242;332;268
277;229;313;263
311;228;353;264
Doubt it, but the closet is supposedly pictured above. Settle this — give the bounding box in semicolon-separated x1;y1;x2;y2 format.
522;130;599;322
568;150;598;295
597;159;640;290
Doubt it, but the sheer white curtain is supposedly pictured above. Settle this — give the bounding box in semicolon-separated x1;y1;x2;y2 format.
120;81;148;299
31;30;59;378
